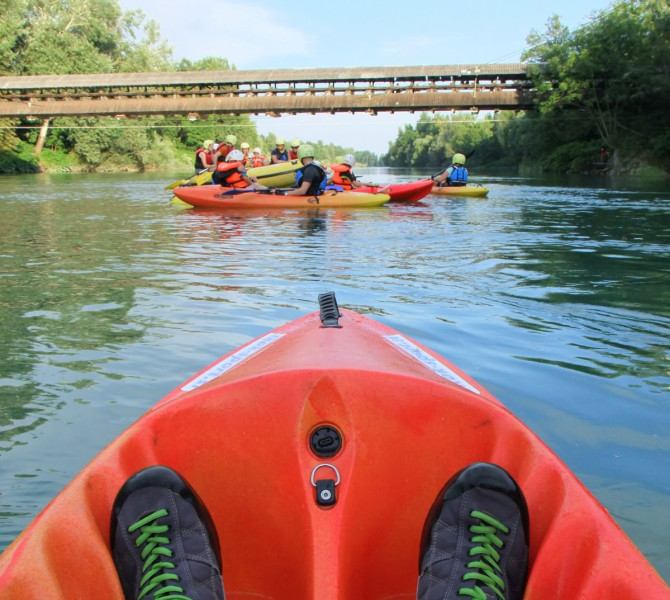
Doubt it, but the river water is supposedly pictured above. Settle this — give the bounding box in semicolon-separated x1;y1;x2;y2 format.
0;170;668;582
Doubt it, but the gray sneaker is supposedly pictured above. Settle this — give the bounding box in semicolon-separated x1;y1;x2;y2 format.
417;462;529;600
111;465;225;600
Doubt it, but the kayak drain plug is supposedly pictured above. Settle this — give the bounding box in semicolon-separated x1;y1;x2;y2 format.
310;426;342;457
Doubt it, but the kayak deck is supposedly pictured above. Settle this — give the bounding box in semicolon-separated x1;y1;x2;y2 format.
0;300;666;599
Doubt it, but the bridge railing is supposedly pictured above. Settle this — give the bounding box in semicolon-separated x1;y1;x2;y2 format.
0;64;539;119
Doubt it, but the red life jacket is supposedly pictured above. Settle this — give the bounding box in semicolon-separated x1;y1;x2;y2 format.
329;163;354;190
289;150;299;160
250;155;266;168
194;147;213;170
215;161;247;188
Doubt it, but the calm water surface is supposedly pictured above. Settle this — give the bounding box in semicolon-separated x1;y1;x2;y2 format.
1;170;669;581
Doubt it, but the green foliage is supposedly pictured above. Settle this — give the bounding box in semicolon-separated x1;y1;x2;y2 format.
385;113;498;169
0;140;40;172
384;0;669;175
177;57;233;71
37;147;77;171
0;118;21;150
541;140;600;173
523;0;670;170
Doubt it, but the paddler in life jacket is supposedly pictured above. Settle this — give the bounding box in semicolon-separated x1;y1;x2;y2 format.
272;144;326;196
212;134;238;169
240;142;252;166
433;153;469;187
250;147;268;168
194;140;215;172
288;139;301;160
212;150;268;189
328;154;379;190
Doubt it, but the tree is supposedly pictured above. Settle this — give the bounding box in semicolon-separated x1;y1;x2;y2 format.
524;0;670;167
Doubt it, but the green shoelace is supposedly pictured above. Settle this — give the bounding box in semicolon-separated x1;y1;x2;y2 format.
458;510;509;600
128;508;192;600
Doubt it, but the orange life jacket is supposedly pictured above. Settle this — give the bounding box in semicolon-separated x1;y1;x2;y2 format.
215;161;247;188
250;155;266;168
329;163;354;190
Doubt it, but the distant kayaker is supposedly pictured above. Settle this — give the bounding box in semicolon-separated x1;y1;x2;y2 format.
433;153;469;187
270;138;289;163
250;147;268;168
111;461;529;600
194;140;215;172
212;149;267;189
240;142;251;166
328;154;379;189
275;144;326;196
288;139;301;160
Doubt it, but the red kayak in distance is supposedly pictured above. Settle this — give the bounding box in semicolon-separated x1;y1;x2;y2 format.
354;178;433;202
0;292;667;599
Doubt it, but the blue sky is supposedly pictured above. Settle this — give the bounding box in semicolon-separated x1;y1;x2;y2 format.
119;0;615;154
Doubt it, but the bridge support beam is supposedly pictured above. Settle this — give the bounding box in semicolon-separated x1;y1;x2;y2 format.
34;118;50;155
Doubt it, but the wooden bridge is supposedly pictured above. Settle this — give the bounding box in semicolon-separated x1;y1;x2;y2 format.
0;64;537;120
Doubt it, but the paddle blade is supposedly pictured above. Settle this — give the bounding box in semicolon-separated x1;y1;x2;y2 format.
170;196;194;209
164;178;188;190
193;171;213;185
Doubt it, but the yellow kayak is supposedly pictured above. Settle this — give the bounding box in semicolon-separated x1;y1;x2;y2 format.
166;161;302;190
431;185;489;197
248;160;302;187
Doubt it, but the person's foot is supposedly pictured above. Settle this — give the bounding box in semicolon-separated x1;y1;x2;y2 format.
111;465;225;600
417;463;529;600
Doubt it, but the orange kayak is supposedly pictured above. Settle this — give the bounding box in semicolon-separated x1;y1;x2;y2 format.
173;185;390;209
354;179;434;202
0;294;667;599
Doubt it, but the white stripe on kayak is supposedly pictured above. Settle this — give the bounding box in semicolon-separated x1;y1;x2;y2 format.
385;334;480;394
181;333;285;392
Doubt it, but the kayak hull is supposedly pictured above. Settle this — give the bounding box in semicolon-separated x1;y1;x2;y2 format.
247;159;301;187
0;305;666;599
172;186;390;208
431;185;489;197
355;179;433;202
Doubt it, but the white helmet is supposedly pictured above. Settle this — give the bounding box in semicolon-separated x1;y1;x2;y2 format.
226;149;244;161
253;147;261;154
342;154;356;167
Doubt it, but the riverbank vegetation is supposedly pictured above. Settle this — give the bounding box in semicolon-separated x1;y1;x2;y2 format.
386;0;669;177
1;0;667;177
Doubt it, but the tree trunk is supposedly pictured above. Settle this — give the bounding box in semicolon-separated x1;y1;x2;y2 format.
34;118;51;155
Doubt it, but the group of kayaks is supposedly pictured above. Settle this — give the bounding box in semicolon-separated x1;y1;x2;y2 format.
166;161;490;209
0;292;667;598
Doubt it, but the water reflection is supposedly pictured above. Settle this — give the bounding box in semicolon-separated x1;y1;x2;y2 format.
0;173;668;582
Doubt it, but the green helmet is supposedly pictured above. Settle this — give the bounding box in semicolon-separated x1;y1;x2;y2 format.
297;144;315;161
452;153;466;165
225;134;237;145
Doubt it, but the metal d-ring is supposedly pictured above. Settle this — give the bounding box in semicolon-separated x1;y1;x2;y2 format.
310;463;341;487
